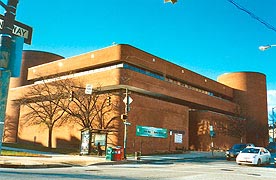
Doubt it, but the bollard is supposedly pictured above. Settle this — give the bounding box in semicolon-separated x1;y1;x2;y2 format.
135;151;141;160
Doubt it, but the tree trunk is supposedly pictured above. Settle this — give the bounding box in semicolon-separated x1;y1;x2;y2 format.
48;126;53;148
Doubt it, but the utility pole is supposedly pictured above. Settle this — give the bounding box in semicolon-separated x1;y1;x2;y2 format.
272;107;275;142
0;0;19;153
123;88;129;159
122;88;132;159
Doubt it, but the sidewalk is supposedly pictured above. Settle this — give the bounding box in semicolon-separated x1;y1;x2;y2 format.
0;147;225;168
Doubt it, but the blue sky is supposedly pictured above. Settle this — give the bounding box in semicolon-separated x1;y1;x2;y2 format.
1;0;276;113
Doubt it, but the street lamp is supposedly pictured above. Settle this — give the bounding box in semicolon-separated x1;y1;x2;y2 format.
272;107;276;142
259;44;276;51
164;0;177;4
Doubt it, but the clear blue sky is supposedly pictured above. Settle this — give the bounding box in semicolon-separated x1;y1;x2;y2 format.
1;0;276;111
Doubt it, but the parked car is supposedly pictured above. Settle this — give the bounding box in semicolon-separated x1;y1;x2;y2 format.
266;142;276;153
225;143;254;160
236;147;271;166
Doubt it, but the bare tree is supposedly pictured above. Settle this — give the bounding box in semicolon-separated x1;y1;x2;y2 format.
15;78;72;148
225;118;246;143
268;111;276;129
215;105;246;143
3;115;18;142
16;71;122;150
65;85;118;131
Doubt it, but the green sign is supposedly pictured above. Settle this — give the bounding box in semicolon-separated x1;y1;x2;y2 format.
136;125;168;138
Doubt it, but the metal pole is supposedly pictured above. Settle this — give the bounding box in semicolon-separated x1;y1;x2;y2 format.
0;0;19;153
123;88;129;159
273;107;275;142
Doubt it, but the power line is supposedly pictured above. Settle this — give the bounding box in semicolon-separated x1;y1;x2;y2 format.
227;0;276;33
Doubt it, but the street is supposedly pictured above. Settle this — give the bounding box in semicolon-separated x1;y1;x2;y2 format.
0;156;275;180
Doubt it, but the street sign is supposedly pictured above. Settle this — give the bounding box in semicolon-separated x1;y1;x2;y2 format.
136;125;168;138
85;84;93;95
209;125;215;137
0;14;33;45
210;131;216;138
124;122;131;126
123;95;133;104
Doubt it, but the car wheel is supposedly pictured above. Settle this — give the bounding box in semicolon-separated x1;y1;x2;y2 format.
226;157;231;161
257;159;261;166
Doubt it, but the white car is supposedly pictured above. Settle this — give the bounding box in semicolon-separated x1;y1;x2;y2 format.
236;147;271;166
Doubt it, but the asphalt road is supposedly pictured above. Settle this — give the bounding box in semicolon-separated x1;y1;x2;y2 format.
0;155;275;180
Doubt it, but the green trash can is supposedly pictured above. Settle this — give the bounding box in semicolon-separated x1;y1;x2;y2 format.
106;147;114;161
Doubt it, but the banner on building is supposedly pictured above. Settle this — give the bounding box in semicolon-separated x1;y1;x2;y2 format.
136;125;168;138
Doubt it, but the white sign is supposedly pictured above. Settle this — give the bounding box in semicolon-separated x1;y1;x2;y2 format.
94;134;106;146
124;122;131;126
174;133;183;144
0;14;33;44
123;95;133;104
85;84;93;94
0;20;29;39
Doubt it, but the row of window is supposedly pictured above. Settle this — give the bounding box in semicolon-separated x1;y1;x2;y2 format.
164;77;214;96
123;64;165;81
34;62;215;99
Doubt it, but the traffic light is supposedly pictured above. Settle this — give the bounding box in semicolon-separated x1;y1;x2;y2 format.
69;91;74;101
210;131;216;138
106;96;111;106
121;114;128;121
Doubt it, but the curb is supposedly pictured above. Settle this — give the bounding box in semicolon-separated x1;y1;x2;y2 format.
0;163;72;169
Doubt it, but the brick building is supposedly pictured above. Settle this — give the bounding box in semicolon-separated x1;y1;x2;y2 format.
4;44;268;154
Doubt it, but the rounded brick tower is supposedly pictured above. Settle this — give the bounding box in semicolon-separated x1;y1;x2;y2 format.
4;51;64;143
10;50;64;88
217;72;268;146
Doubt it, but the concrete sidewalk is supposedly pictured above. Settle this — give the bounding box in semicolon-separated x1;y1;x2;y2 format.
0;148;225;168
0;154;107;168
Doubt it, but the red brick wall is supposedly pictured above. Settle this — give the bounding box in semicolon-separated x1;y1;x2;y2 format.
218;72;268;146
4;51;64;143
16;91;189;155
189;110;246;151
125;93;189;154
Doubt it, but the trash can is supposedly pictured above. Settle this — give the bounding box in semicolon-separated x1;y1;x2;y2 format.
113;146;124;161
135;151;141;160
106;147;114;161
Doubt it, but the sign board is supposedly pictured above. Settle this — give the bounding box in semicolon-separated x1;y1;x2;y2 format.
174;133;183;144
0;14;33;45
94;134;106;146
136;125;168;138
124;122;131;126
80;129;90;155
210;131;216;138
209;125;215;137
123;95;133;104
85;84;93;94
